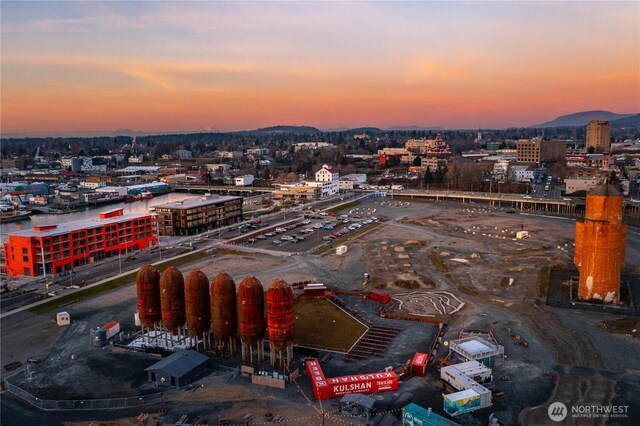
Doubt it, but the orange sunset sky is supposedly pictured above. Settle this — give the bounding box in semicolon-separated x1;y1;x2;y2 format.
1;1;639;136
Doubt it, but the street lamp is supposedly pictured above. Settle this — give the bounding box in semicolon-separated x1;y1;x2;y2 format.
156;217;162;261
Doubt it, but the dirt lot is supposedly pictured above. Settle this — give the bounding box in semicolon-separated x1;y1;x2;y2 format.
3;198;639;426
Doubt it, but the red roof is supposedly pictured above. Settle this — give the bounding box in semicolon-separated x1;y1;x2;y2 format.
104;321;119;330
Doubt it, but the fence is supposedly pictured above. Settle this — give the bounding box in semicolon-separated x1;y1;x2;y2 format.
3;372;165;411
357;192;387;202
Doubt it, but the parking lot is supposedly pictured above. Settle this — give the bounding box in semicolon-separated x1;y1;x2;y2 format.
229;211;378;253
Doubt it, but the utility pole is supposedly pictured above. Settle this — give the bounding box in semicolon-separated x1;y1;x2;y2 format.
40;246;47;280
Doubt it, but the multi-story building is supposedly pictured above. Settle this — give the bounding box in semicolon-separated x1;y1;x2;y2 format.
422;157;448;171
3;208;157;277
586;120;611;152
313;164;339;197
273;182;321;200
405;138;432;153
307;180;338;198
154;195;243;236
315;164;338;182
565;178;601;194
378;148;411;166
516;139;566;164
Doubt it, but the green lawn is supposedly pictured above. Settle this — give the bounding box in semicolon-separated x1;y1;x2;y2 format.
294;298;366;352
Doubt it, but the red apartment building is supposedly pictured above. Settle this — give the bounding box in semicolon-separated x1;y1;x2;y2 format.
3;208;157;277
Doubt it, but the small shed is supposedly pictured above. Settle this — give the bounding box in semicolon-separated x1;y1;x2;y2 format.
339;393;377;418
336;245;348;255
145;350;209;389
56;311;71;326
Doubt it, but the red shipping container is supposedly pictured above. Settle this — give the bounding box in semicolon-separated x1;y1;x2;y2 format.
305;360;399;400
368;290;391;304
305;360;330;400
411;352;429;376
327;371;398;398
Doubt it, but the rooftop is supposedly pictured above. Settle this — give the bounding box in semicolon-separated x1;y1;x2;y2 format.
590;182;621;196
154;195;241;210
7;209;155;238
145;350;209;377
444;388;480;401
457;340;492;355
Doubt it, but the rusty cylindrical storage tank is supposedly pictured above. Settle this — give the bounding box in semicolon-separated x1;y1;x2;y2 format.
267;279;294;368
160;266;186;334
210;272;237;355
184;270;211;339
238;276;265;362
136;265;161;328
574;184;626;303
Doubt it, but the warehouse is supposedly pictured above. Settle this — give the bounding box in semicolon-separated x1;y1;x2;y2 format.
145;350;209;389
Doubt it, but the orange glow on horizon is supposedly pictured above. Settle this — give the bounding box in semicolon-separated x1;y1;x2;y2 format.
1;2;638;134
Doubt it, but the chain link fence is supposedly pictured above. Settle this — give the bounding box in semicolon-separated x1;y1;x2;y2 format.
3;371;165;411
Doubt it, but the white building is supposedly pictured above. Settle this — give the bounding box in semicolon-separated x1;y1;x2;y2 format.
441;361;493;415
96;186;128;197
510;165;535;182
313;164;339;197
234;175;255;186
128;155;145;164
565;178;600;194
80;181;106;189
315;164;339;182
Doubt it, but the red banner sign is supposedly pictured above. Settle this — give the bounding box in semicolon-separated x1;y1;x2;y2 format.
305;360;398;400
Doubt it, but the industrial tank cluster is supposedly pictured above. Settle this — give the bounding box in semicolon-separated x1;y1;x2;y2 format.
135;265;294;367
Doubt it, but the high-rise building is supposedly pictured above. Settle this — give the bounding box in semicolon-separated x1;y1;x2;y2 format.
574;183;626;303
586;120;611;152
516;139;566;164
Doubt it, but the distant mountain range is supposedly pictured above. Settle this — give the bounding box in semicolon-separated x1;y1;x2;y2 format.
236;125;321;135
532;110;638;128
